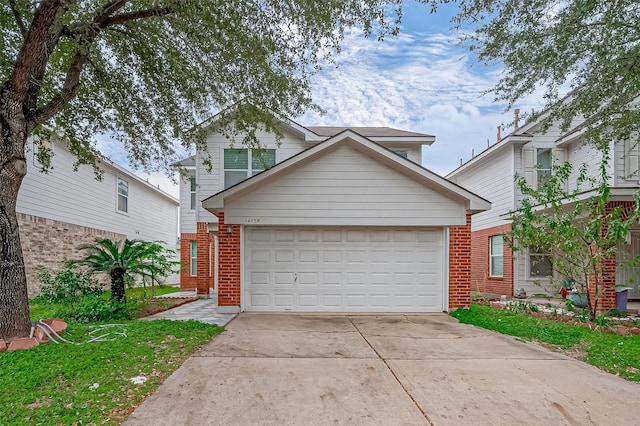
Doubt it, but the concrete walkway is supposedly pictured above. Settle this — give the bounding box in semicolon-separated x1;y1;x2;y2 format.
125;313;640;425
140;291;236;326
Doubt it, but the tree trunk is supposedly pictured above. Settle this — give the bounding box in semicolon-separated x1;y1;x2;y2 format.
110;266;127;303
0;134;32;340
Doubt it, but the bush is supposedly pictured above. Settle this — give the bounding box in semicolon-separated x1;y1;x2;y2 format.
38;263;104;305
74;297;134;323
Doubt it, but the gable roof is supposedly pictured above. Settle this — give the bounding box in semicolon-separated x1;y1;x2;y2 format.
202;130;489;214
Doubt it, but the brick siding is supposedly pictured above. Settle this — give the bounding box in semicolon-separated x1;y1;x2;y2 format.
449;214;472;308
470;224;513;296
17;213;126;297
216;213;241;307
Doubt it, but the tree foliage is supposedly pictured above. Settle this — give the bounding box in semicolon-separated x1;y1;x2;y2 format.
0;0;428;339
0;0;413;171
508;156;640;320
450;0;640;145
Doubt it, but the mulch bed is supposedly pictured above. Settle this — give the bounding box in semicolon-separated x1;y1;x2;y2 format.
137;297;198;318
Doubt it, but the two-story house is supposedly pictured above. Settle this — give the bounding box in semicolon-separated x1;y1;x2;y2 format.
177;112;490;313
447;113;640;309
18;138;180;296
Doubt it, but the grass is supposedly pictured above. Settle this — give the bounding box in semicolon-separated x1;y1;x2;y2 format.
0;319;222;425
451;304;640;381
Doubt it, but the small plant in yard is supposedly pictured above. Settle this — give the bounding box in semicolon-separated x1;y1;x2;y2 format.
36;263;104;312
0;320;222;425
452;304;640;381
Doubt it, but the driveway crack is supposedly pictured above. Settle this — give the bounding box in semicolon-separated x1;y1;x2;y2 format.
347;317;434;426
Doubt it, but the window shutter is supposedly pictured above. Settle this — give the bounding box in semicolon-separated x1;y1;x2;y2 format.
552;147;568;191
625;138;640;180
522;145;536;187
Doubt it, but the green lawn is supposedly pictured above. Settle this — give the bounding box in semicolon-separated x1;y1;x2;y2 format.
451;304;640;381
0;319;222;425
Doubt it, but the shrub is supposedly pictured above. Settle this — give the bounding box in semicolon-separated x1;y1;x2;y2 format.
38;263;104;306
74;297;134;323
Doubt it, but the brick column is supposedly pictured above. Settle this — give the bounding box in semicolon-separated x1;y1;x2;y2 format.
196;222;211;296
588;201;636;311
217;213;241;311
469;224;513;296
449;214;472;309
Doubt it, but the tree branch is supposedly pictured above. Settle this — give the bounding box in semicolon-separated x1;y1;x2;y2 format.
8;0;28;38
100;6;176;28
30;51;86;130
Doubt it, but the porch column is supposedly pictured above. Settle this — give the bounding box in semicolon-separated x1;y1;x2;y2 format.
196;222;211;296
449;214;472;309
217;213;241;313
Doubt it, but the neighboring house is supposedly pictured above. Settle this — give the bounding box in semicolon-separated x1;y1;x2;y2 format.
177;114;490;313
447;114;640;309
18;139;180;296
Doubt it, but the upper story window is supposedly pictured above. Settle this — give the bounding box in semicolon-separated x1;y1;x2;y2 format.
224;148;276;189
117;177;129;213
489;235;504;277
536;148;552;186
522;146;566;189
624;138;640;181
189;176;197;210
394;150;408;159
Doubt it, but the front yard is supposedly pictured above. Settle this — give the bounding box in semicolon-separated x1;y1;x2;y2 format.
452;303;640;381
0;285;221;425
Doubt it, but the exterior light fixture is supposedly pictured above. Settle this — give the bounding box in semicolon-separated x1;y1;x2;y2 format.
227;225;233;235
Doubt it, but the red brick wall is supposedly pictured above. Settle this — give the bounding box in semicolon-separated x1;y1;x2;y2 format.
195;222;214;295
449;214;472;308
590;201;637;311
470;224;513;296
179;233;197;290
217;213;241;307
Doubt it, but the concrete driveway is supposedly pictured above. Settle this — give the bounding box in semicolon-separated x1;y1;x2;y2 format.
125;313;640;425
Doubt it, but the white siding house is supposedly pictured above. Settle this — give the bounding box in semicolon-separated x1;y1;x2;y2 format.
447;113;640;305
18;139;179;296
178;113;489;313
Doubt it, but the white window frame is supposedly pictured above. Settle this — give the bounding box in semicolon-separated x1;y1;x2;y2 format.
536;148;552;187
190;241;197;276
189;176;197;210
394;150;408;159
117;177;129;214
489;235;504;277
223;148;276;189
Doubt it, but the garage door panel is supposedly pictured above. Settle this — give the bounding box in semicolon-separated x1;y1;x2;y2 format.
244;227;444;312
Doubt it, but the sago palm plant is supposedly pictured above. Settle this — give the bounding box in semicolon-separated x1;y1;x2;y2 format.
75;239;177;302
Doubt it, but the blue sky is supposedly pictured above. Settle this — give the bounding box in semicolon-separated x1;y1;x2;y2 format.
105;1;547;198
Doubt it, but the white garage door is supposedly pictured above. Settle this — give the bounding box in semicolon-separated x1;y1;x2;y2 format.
244;227;445;312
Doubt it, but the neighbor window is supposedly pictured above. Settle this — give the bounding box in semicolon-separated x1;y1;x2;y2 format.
224;148;276;189
394;150;408;159
190;241;197;276
117;177;129;213
536;148;552;187
489;235;504;277
189;176;197;210
529;248;552;277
